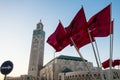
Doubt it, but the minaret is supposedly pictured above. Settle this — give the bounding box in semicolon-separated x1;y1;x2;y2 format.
28;20;45;77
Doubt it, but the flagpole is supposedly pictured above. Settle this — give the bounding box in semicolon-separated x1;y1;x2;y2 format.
87;29;104;80
94;39;105;80
94;40;102;67
109;27;113;80
70;37;96;80
109;3;113;80
87;29;100;67
109;26;114;80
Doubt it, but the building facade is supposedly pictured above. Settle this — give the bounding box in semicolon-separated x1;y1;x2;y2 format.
58;69;120;80
39;55;97;80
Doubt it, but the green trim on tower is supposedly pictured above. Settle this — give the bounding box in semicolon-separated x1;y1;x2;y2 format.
33;30;45;37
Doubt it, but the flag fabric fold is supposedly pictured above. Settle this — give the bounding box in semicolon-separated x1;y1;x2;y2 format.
75;33;95;49
113;59;120;67
88;4;111;37
102;59;110;69
65;7;88;37
70;31;95;49
102;59;120;68
47;22;70;52
65;7;91;49
102;59;114;69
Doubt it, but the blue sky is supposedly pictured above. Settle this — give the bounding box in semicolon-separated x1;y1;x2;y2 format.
0;0;120;79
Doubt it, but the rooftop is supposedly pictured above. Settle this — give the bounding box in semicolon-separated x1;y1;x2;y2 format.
43;55;87;68
56;55;87;62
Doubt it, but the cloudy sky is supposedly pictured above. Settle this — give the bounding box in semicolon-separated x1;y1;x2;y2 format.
0;0;120;79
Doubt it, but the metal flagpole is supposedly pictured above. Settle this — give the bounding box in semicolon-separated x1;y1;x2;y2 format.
70;37;96;80
87;29;100;68
109;28;114;80
87;29;104;80
109;3;113;80
94;40;102;67
109;27;113;80
94;39;105;80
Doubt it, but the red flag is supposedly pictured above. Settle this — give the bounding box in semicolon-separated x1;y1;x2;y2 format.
70;31;95;49
65;7;90;49
75;34;95;49
88;4;111;37
66;7;87;37
65;29;94;50
113;59;120;67
102;59;114;69
102;59;110;69
47;22;70;52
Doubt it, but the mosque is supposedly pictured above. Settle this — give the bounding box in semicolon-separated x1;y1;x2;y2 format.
6;21;120;80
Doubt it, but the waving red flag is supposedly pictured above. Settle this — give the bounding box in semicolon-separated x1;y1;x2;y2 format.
65;7;90;49
74;32;95;49
69;31;95;49
66;7;88;37
102;59;114;69
88;4;111;37
113;59;120;67
47;22;70;52
102;59;110;69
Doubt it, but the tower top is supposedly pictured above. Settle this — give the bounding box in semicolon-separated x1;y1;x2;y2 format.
37;20;43;30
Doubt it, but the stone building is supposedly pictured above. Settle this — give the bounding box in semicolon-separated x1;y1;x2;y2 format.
39;55;94;80
58;69;120;80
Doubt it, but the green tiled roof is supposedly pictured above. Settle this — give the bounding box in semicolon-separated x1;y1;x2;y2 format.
56;55;87;62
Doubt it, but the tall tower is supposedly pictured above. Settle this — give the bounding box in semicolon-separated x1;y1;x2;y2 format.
28;20;45;77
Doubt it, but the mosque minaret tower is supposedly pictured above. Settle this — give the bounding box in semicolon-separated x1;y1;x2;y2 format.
28;20;45;77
